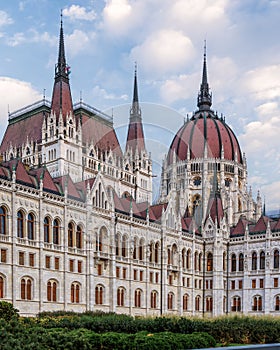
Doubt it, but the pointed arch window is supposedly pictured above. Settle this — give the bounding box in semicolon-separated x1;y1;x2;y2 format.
232;296;241;312
95;285;104;305
275;295;280;311
231;253;237;272
195;295;200;311
117;287;125;306
27;213;35;240
44;217;50;243
71;283;80;303
76;225;82;249
155;242;159;263
198;252;202;271
0;276;4;298
122;235;127;257
167;292;173;310
134;289;141;308
194;251;198;271
207;252;213;272
238;253;244;272
183;294;188;311
68;222;74;247
206;297;213;312
139;238;144;261
260;251;265;270
274;249;279;269
53;219;59;245
252;295;262;311
151;291;157;309
21;277;32;300
252;252;257;270
0;206;7;235
186;249;191;269
182;249;186;269
17;210;24;238
47;280;57;302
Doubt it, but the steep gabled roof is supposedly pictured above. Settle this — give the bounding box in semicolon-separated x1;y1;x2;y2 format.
250;215;272;234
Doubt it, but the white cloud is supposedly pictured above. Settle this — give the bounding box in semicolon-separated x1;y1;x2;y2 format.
92;85;128;101
0;77;41;137
65;30;95;57
103;0;132;23
63;5;96;21
130;29;194;76
0;10;13;27
7;30;56;47
244;64;280;100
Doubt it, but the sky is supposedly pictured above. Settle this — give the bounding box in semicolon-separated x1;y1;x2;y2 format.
0;0;280;211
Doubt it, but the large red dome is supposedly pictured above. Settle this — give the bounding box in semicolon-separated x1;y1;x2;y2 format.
167;110;242;165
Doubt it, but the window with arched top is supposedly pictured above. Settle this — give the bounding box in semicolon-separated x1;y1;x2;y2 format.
274;249;279;269
183;294;188;311
167;292;173;310
151;291;157;309
198;252;202;271
21;277;32;300
27;213;35;240
275;295;280;311
139;238;144;261
0;276;4;298
76;225;82;249
134;289;141;308
53;219;59;245
194;251;198;271
182;248;186;269
0;206;7;235
252;295;262;311
238;253;244;271
186;249;191;269
195;295;200;311
206;297;213;312
47;280;57;302
155;242;159;263
122;235;127;257
232;296;241;312
71;282;80;303
95;285;104;305
17;210;24;238
207;252;213;272
68;222;74;247
44;217;50;243
231;253;237;272
252;252;257;270
117;287;125;306
260;251;265;270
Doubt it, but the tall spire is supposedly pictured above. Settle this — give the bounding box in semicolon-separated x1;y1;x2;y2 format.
197;41;212;111
126;64;146;155
131;62;141;117
51;12;73;120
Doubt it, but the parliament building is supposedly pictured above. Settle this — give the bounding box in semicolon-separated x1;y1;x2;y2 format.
0;19;279;317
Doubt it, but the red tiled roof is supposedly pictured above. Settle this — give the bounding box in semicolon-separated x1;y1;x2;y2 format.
55;175;82;200
51;79;73;120
230;217;250;236
250;215;271;234
126;121;146;155
206;192;224;227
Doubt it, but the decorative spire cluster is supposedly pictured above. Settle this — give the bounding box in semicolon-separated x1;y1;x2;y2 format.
197;41;212;111
55;13;70;82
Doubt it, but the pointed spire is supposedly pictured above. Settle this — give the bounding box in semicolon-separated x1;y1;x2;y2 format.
126;64;146;155
197;41;212;111
51;12;73;121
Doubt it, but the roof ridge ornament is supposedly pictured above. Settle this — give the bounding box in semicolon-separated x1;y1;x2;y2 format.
197;40;212;111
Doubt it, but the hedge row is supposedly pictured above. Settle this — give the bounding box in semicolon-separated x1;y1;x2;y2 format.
0;319;215;350
35;311;280;345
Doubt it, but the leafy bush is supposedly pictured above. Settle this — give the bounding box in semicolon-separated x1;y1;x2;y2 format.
0;301;19;321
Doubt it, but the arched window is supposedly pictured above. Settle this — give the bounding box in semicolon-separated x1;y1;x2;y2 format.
27;213;35;240
275;295;280;311
95;285;104;305
139;238;144;261
198;252;202;271
21;277;32;300
207;252;213;272
0;206;7;235
238;253;244;272
133;237;137;259
167;292;173;310
183;294;188;311
17;210;24;238
206;297;213;312
71;283;80;303
0;276;4;298
122;235;127;257
117;287;125;306
167;248;171;265
76;225;82;249
232;296;241;312
68;222;74;247
274;249;279;269
53;219;59;245
252;252;257;270
96;227;106;252
223;251;227;271
151;291;157;309
134;289;141;308
231;253;236;272
194;251;198;270
155;242;159;263
47;280;57;302
182;249;186;269
186;249;191;269
115;233;120;256
44;217;50;243
252;296;262;311
195;295;200;311
260;251;265;270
